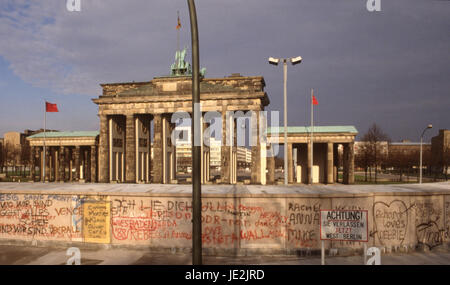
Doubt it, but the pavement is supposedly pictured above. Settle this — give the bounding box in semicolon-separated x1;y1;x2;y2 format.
1;244;450;265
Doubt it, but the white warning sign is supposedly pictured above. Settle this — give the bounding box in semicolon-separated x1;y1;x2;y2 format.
320;210;368;242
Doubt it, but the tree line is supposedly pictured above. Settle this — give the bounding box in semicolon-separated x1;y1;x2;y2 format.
355;123;449;183
0;141;31;178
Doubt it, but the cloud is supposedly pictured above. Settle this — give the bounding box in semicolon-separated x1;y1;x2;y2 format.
0;0;186;95
0;0;449;112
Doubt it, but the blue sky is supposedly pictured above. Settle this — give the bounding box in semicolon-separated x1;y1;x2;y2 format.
0;0;449;142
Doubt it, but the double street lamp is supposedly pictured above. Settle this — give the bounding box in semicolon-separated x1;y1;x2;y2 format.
419;124;432;184
268;56;302;185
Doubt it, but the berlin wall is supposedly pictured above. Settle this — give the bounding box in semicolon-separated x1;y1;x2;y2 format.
0;190;449;254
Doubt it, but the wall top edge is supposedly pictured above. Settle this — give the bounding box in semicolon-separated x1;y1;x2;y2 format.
0;189;449;199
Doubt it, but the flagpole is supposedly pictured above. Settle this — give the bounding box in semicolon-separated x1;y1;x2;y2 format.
177;11;180;51
310;89;313;185
43;102;46;183
177;11;180;73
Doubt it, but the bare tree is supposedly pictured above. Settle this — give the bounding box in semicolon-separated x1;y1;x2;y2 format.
432;143;450;181
4;142;20;176
405;149;419;182
385;151;404;181
361;123;390;183
0;142;4;173
355;142;374;182
443;145;450;181
20;142;31;177
422;147;432;178
275;156;284;169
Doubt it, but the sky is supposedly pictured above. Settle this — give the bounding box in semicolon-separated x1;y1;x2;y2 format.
0;0;449;142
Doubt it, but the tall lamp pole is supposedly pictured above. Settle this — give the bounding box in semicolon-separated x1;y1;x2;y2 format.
268;56;302;185
188;0;202;265
420;124;432;184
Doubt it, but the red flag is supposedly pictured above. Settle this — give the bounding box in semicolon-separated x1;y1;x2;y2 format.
176;14;181;30
46;102;58;112
312;95;318;105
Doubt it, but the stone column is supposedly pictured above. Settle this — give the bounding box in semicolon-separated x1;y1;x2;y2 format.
146;152;150;183
220;111;231;184
80;148;87;182
348;142;355;184
59;147;65;182
74;146;80;181
293;147;297;182
287;143;293;184
54;149;59;182
125;114;136;183
307;141;312;184
30;147;36;181
153;114;163;183
267;147;275;184
169;121;176;183
232;116;237;184
45;148;50;182
206;120;211;183
327;142;334;184
251;111;261;184
343;143;349;184
37;147;42;182
40;148;44;181
147;119;151;183
98;114;109;183
86;149;91;182
49;148;54;182
260;142;267;185
206;151;210;182
202;118;208;184
333;144;339;183
91;146;97;182
69;148;73;182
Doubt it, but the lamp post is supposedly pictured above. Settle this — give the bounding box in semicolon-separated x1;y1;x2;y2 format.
420;124;432;184
188;0;202;265
268;56;302;185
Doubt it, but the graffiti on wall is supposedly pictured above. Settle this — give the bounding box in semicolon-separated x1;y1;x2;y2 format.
83;201;110;243
373;200;411;247
286;201;321;248
0;192;449;251
111;198;290;247
0;193;82;240
414;199;445;250
445;201;450;243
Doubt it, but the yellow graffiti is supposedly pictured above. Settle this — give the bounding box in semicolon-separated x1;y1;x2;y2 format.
83;201;110;243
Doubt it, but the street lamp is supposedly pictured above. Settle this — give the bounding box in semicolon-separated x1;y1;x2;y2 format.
268;56;302;185
188;0;202;265
420;124;432;184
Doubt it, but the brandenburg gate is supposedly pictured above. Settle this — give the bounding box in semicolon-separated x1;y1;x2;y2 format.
93;50;269;184
26;50;357;185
